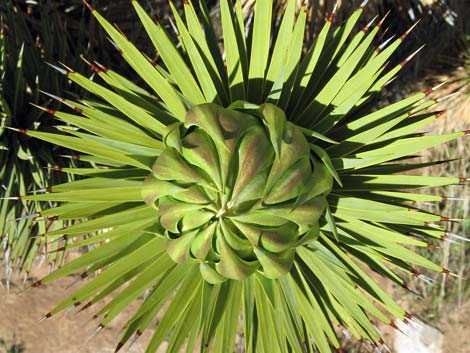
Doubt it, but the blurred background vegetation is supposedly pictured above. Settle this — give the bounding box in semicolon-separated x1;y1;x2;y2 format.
0;0;468;352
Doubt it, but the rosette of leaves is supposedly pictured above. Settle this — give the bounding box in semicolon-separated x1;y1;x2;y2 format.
146;103;332;282
14;1;469;352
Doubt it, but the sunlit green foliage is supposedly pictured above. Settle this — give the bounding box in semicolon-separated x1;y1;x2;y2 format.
14;1;468;352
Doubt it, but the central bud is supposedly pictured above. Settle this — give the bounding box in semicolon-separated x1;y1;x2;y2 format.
143;103;332;283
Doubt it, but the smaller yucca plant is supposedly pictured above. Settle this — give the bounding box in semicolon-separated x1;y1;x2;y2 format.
0;1;86;279
9;1;469;352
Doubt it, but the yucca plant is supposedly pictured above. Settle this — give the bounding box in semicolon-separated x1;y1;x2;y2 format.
11;0;470;352
0;0;153;279
0;0;87;280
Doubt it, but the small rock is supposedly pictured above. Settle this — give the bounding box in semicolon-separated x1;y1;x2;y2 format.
393;318;443;353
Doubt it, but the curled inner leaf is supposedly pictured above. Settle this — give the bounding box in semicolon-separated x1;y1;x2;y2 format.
145;103;333;282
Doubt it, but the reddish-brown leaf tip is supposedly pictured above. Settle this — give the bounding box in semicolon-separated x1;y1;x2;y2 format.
423;88;432;95
442;268;450;275
46;107;57;115
89;62;102;74
46;312;52;318
32;280;42;288
441;217;463;222
400;20;421;40
459;177;470;183
424;80;448;95
81;272;88;279
58;61;75;74
362;16;377;33
327;2;338;22
80;55;101;74
30;102;57;115
400;45;425;67
114;342;124;353
4;126;27;134
389;321;406;334
94;61;108;73
83;0;94;12
79;302;93;312
377;10;391;28
73;106;84;114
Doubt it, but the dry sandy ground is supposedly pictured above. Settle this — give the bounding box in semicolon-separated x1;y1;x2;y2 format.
1;265;469;353
0;266;158;353
439;301;470;353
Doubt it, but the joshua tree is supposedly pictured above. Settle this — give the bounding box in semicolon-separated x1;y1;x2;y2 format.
9;1;468;352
